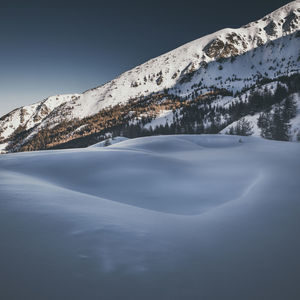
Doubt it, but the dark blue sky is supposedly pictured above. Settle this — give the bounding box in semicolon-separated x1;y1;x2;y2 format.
0;0;291;115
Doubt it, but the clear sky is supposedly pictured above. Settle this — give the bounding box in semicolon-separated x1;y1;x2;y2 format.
0;0;292;116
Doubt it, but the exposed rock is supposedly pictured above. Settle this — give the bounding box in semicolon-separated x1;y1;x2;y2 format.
20;108;27;124
203;37;240;60
171;72;178;79
199;61;208;69
226;33;242;45
203;38;225;58
283;12;299;33
264;20;278;36
156;76;163;86
220;43;239;58
254;36;264;47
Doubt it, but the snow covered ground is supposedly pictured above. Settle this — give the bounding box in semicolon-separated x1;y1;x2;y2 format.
88;136;129;148
0;135;299;299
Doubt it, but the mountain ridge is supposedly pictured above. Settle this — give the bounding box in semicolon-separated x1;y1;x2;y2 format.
1;1;300;153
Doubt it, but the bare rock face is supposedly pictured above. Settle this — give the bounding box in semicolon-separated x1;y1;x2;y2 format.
33;104;50;122
283;11;299;33
254;36;264;47
203;37;240;60
203;39;225;58
264;20;278;36
199;61;208;69
220;43;240;58
20;108;27;124
226;33;243;46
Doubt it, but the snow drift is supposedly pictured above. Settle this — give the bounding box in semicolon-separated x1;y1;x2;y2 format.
0;135;299;299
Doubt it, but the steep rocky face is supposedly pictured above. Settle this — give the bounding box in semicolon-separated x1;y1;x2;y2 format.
203;34;247;59
204;38;236;59
283;11;299;32
0;1;300;152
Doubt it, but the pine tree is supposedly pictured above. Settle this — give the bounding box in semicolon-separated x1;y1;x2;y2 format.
226;118;253;136
237;118;253;136
258;112;272;139
271;106;290;141
282;96;297;122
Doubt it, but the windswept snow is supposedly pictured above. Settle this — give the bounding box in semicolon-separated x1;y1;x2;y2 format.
0;135;299;299
89;136;129;148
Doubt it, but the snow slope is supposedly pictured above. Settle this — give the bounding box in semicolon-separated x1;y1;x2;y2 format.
0;94;79;140
88;136;129;147
221;91;300;140
0;135;299;299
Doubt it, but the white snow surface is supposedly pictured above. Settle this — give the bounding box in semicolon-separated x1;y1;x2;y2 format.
0;134;299;299
0;142;8;154
1;1;300;145
89;136;129;147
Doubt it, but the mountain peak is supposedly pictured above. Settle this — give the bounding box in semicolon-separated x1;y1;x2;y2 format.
1;1;300;152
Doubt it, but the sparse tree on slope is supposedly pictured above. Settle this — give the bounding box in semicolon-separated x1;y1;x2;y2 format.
226;118;253;136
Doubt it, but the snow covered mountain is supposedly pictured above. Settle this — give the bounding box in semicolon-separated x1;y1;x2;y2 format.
1;1;300;152
0;94;79;145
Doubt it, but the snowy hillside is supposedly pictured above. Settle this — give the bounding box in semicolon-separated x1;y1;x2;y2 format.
0;1;300;152
1;135;299;299
221;92;300;140
57;0;300;119
88;136;129;147
40;1;300;120
0;94;79;140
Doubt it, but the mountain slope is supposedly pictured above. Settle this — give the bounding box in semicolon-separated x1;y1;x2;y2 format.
1;1;300;152
0;94;79;141
49;0;300;120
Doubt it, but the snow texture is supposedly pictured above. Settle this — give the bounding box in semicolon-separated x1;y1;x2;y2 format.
88;136;129;147
0;134;299;299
